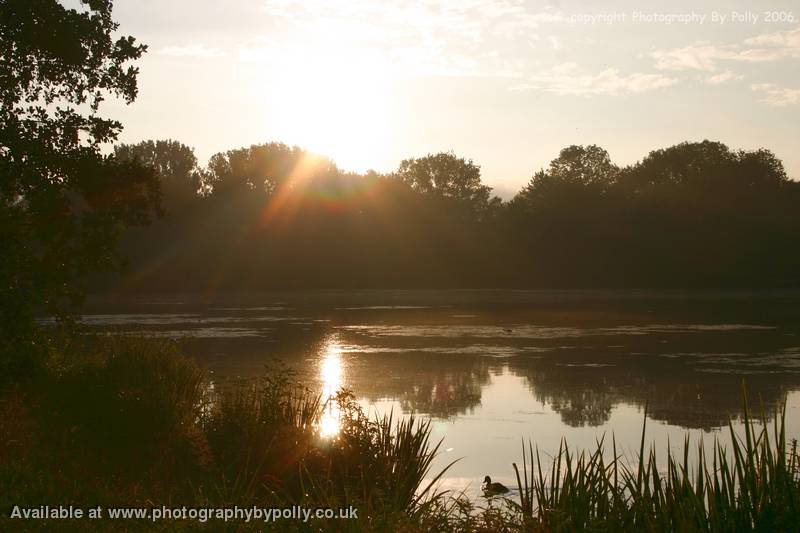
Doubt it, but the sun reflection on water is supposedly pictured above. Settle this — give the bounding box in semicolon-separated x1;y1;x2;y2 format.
319;335;345;438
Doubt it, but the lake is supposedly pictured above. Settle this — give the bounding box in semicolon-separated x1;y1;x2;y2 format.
80;290;800;500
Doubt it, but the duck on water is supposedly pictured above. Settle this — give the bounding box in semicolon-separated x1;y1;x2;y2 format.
481;476;509;495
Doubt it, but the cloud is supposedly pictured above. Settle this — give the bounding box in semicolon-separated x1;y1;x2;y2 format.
652;27;800;72
652;43;782;71
157;44;225;58
751;83;800;106
704;70;743;85
513;63;678;95
256;0;566;76
259;0;555;42
652;43;721;71
744;26;800;50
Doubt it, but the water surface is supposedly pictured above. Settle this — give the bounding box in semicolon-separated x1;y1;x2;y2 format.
81;290;800;499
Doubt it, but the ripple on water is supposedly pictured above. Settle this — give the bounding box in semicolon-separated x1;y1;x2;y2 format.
335;344;549;358
38;314;307;326
339;323;776;339
95;327;273;339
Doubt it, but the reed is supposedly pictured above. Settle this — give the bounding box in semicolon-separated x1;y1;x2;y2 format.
510;394;800;532
0;337;455;531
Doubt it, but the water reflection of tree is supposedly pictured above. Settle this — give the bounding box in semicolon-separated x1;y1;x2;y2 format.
510;353;799;430
548;388;618;427
398;368;484;418
349;353;495;419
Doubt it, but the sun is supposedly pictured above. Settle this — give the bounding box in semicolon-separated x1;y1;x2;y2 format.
265;45;396;173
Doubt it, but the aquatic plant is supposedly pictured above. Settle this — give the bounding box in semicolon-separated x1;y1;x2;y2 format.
510;395;800;532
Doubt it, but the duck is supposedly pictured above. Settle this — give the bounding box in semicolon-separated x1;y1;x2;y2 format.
481;475;509;495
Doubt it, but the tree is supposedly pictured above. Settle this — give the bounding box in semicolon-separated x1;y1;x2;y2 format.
506;145;621;284
1;0;156;369
204;142;337;198
395;152;496;220
114;140;201;211
613;141;797;285
512;144;617;214
617;140;788;194
544;144;618;187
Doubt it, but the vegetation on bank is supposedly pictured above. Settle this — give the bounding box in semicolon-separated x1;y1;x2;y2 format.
509;400;800;531
0;336;452;532
2;336;798;531
107;139;800;292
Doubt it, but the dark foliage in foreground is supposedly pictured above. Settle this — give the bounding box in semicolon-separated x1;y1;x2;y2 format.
0;0;158;377
0;336;452;532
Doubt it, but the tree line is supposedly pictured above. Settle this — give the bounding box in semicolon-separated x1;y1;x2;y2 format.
106;139;800;292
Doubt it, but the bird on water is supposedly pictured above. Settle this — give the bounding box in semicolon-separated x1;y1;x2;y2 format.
481;475;509;495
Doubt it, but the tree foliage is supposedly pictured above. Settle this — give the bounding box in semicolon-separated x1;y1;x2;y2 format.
513;145;618;215
395;152;497;220
0;0;156;366
114;139;200;211
511;141;799;285
204;142;338;198
618;140;787;194
102;138;800;293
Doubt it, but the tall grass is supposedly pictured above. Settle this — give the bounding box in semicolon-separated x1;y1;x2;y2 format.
511;394;800;532
0;337;455;531
202;370;455;516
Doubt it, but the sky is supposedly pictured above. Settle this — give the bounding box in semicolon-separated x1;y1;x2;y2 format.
102;0;800;198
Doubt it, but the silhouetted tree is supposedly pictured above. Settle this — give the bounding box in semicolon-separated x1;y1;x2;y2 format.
541;144;618;187
205;142;338;198
499;141;800;287
513;145;618;211
92;138;799;293
615;141;799;285
0;0;155;371
114;140;201;212
395;152;498;221
507;145;622;284
618;141;785;192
